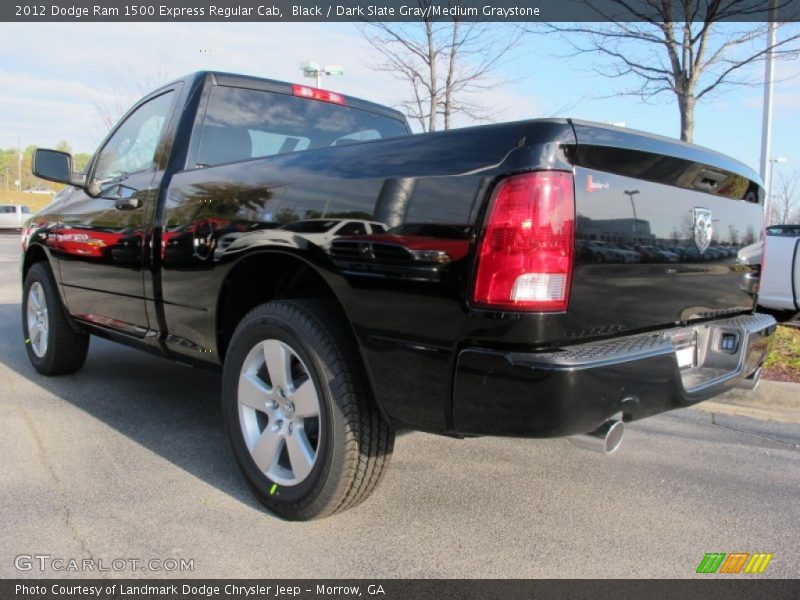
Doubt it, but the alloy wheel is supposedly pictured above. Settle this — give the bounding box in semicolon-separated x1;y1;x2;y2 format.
237;339;321;486
26;282;49;358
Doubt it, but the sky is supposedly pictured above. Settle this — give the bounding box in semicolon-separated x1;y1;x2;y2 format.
0;21;798;185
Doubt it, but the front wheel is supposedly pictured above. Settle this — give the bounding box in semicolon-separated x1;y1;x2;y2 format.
22;262;89;375
222;300;394;520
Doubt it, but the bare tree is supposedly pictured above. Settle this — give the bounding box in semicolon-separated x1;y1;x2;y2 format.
544;1;800;142
361;3;524;131
770;170;800;224
92;58;170;135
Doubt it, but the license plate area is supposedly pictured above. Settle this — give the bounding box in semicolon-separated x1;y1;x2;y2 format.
670;328;697;370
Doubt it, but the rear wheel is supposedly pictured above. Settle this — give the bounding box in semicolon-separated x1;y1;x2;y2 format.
222;300;394;520
22;262;89;375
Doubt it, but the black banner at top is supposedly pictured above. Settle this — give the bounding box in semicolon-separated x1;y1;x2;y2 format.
2;0;799;22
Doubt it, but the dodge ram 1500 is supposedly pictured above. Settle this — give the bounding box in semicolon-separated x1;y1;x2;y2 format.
23;71;775;519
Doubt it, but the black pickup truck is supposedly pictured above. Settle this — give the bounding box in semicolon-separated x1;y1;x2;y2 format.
24;71;774;520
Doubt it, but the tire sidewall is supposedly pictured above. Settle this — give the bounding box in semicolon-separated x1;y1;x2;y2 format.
222;308;343;512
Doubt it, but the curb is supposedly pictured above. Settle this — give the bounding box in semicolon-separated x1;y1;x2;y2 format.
692;380;800;424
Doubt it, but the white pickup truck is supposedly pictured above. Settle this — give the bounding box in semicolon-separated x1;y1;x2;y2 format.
739;224;800;318
0;204;32;230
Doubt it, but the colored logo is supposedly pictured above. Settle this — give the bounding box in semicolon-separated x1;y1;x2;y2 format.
696;552;773;574
693;207;713;253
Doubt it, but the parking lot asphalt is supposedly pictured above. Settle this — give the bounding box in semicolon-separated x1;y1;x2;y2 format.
0;232;798;579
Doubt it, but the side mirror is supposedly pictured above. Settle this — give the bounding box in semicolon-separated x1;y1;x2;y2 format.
32;149;84;187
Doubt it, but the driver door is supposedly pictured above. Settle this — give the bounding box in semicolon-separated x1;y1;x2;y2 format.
56;88;178;337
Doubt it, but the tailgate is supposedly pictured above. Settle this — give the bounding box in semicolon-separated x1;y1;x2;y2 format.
566;120;763;339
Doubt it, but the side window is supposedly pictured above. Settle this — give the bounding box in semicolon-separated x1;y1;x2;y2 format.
337;222;367;236
92;91;175;184
20;206;31;214
371;223;386;233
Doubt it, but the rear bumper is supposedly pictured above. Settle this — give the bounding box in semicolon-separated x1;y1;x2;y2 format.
452;313;777;437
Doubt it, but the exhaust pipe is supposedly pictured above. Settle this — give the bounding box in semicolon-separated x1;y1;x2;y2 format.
736;367;762;391
570;419;625;454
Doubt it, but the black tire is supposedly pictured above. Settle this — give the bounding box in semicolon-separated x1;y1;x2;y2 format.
22;261;89;375
222;300;395;520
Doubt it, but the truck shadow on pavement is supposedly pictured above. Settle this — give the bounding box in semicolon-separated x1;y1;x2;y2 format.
0;302;267;511
0;301;412;514
3;301;795;522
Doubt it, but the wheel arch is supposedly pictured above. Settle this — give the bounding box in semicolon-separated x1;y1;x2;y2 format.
214;249;389;421
22;242;50;281
23;243;84;334
216;250;335;356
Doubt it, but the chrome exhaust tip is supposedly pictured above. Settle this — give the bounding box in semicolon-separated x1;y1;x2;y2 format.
570;419;625;454
736;367;762;391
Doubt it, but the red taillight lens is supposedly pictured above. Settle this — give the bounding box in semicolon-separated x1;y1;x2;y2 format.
472;171;575;311
291;84;346;105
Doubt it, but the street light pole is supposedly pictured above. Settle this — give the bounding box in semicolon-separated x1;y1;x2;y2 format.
766;156;787;224
17;134;23;192
624;189;640;242
759;0;778;190
299;61;344;88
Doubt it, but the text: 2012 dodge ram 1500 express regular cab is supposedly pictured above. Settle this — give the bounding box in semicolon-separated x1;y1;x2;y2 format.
24;72;775;520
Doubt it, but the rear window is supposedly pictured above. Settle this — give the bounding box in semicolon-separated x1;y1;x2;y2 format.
195;85;408;167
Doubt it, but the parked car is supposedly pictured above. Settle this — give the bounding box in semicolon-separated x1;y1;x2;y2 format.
576;239;610;263
577;240;637;263
279;218;386;249
739;224;799;319
330;222;472;281
704;247;727;261
0;204;31;230
23;71;774;520
677;246;703;262
593;241;640;263
652;245;682;262
636;245;679;263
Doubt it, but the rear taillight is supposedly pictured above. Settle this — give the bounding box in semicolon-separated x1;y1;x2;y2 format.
291;84;346;105
472;171;575;311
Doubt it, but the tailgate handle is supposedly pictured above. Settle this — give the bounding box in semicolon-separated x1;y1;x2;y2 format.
693;169;727;192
